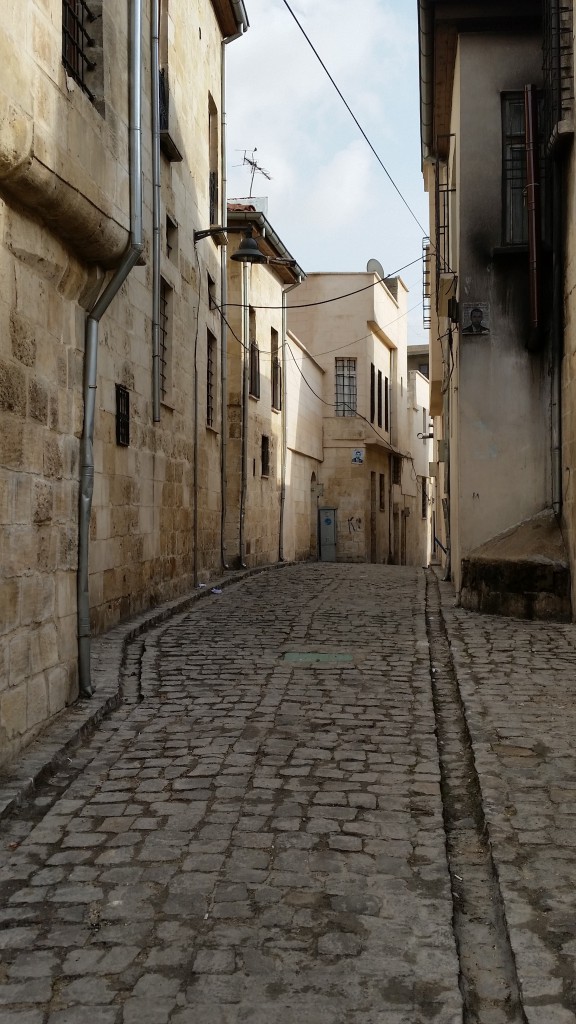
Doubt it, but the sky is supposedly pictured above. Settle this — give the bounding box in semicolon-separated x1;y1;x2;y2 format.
225;0;428;344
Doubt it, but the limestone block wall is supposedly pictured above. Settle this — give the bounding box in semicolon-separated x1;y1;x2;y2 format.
0;0;240;765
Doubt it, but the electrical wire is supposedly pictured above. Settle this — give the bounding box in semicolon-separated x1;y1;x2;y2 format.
280;0;428;237
222;256;425;310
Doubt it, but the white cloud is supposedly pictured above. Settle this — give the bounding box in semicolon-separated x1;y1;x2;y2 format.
226;0;428;341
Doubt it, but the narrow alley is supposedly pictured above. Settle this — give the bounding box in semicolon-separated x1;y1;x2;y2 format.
1;564;576;1024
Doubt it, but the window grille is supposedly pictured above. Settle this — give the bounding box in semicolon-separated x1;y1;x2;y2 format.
392;455;401;486
115;385;130;447
335;358;357;416
261;435;270;477
421;477;428;519
249;342;260;399
207;330;216;427
542;0;574;146
377;370;383;428
62;0;96;100
422;237;432;330
159;68;169;131
209;171;219;227
434;148;454;295
502;94;529;245
159;277;170;400
370;363;375;423
272;357;282;411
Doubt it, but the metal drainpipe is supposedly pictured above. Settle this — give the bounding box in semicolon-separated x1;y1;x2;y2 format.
151;0;161;422
239;261;249;567
551;158;564;516
278;281;301;561
77;0;144;698
220;41;230;568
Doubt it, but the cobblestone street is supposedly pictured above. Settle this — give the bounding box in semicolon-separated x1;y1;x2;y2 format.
1;563;576;1023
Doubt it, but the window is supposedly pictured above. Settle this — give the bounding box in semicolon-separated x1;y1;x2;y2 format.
384;376;389;432
379;473;385;511
261;435;270;477
62;0;98;102
370;363;375;423
377;370;383;428
159;277;173;402
421;477;428;519
115;385;130;447
335;358;357;416
271;328;282;410
392;455;401;486
207;329;216;427
418;361;429;378
502;93;529;245
166;215;178;263
208;95;219;226
249;341;260;399
207;272;216;311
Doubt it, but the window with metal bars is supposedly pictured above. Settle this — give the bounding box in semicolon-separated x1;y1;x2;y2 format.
261;435;270;477
159;277;172;402
421;477;428;519
377;370;383;428
392;455;401;486
542;0;574;147
370;363;375;423
115;385;130;447
335;358;356;416
502;93;529;246
62;0;97;100
249;342;260;399
208;95;219;225
207;329;216;427
271;328;281;410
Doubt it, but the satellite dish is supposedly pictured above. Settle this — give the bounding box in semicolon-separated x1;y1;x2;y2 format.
366;258;385;280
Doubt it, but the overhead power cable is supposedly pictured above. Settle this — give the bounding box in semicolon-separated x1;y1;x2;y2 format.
280;0;428;237
224;255;424;311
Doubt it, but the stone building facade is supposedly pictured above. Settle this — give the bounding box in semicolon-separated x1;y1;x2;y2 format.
0;0;248;764
287;273;431;567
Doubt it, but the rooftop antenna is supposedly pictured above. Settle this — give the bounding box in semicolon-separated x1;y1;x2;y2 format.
241;148;271;197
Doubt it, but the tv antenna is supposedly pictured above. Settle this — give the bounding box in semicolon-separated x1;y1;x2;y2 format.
239;148;271;197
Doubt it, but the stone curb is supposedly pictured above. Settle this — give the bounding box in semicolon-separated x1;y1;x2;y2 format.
0;560;292;822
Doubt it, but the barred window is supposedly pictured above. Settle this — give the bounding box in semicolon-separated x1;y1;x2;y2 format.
271;328;281;410
421;476;428;519
249;341;260;399
335;358;357;416
115;385;130;447
377;369;383;428
62;0;97;101
502;93;529;245
261;435;270;477
370;363;375;423
159;277;173;402
207;329;216;427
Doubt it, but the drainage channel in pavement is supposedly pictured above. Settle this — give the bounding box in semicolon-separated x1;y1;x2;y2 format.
425;569;527;1024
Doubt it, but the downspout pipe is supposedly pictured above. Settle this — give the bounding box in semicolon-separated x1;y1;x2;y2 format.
279;281;301;561
220;13;248;567
417;0;434;164
239;261;249;567
151;0;161;422
77;0;144;698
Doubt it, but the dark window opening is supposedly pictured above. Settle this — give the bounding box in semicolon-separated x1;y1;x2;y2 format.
62;0;97;100
207;329;216;427
115;384;130;447
261;435;270;477
421;477;428;519
502;93;529;245
207;272;216;310
335;357;357;416
392;455;401;486
384;376;389;432
249;341;260;399
166;215;178;262
370;363;375;423
379;473;385;511
377;369;383;428
209;95;219;226
271;328;281;410
159;277;171;401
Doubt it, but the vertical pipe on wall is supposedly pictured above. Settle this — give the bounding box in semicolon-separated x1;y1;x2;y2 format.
78;0;144;697
279;280;301;561
220;41;230;568
151;0;161;422
239;261;249;567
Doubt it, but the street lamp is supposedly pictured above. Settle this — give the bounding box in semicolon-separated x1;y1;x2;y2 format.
193;226;267;264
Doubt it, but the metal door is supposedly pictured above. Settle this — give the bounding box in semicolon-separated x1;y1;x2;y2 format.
319;508;337;562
